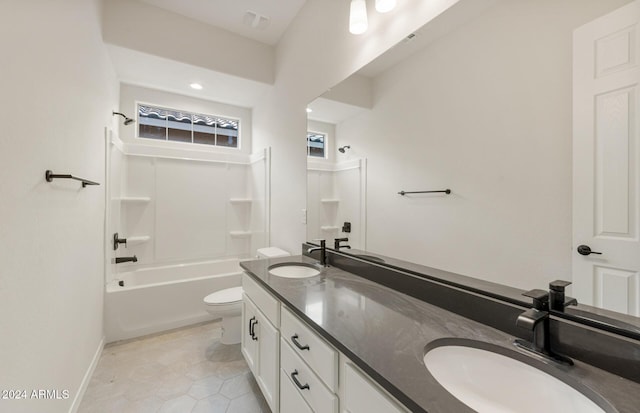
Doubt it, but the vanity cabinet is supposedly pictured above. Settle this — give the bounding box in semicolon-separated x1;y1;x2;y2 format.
242;272;407;413
280;306;338;391
241;275;280;412
280;306;338;413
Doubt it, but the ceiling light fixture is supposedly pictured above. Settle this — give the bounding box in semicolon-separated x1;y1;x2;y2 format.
349;0;368;35
190;83;203;90
375;0;396;13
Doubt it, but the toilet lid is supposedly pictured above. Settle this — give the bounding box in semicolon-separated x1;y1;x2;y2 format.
204;286;243;305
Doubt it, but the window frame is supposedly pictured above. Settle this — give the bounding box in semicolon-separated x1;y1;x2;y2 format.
135;101;241;150
307;130;328;159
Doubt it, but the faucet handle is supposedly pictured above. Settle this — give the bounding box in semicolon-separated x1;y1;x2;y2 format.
522;289;549;311
334;237;350;249
311;239;326;247
549;280;578;310
550;280;572;291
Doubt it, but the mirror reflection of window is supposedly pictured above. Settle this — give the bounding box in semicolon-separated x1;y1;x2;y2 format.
307;131;326;158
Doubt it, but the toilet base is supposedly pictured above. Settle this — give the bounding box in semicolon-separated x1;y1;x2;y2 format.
220;315;241;345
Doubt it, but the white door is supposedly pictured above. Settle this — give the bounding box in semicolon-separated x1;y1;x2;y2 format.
573;0;640;316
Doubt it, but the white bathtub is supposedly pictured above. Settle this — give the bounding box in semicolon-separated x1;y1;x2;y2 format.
104;258;243;343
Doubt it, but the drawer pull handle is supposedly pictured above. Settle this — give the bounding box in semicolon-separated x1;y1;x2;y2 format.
291;370;310;390
291;334;310;351
248;317;256;338
252;319;259;341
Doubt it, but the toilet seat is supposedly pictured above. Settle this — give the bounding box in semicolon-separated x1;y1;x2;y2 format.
204;286;243;306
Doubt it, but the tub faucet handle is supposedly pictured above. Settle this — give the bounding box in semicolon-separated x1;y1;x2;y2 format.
113;233;127;250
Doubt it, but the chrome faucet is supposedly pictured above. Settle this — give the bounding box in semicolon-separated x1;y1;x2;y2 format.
334;237;351;250
115;255;137;264
307;240;327;266
514;289;573;365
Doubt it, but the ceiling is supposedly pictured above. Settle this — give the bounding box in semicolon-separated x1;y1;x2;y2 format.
139;0;308;45
307;97;369;125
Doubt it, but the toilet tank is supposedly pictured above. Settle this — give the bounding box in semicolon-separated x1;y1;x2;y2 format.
256;247;290;259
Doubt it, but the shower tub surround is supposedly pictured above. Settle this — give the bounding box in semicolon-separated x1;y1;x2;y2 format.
104;135;271;343
105;258;242;343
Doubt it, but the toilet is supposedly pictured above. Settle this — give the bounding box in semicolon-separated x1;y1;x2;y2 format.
203;247;290;344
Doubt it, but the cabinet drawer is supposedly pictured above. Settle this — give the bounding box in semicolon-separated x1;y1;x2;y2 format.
280;305;338;391
281;338;338;413
242;273;279;327
280;368;313;413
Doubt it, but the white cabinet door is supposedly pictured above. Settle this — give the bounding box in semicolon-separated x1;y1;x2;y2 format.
342;362;405;413
254;309;279;412
573;0;640;315
241;295;259;374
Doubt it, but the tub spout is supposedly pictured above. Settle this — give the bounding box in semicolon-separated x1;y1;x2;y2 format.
115;256;137;264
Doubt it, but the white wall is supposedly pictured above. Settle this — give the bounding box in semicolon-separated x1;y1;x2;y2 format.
253;0;462;253
0;1;119;412
102;0;274;84
335;0;632;290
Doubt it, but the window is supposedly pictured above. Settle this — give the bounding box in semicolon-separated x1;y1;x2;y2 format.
138;104;239;148
307;132;326;158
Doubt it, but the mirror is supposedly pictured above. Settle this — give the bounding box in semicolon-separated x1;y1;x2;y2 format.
307;0;640;334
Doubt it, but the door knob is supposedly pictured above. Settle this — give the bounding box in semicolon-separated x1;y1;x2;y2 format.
577;245;602;256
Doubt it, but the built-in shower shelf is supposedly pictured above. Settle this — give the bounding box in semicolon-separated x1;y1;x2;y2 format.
320;226;340;231
117;197;151;203
229;198;253;204
320;199;340;204
127;236;151;245
229;231;252;238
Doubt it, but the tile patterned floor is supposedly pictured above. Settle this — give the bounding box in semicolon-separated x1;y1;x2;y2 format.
78;321;271;413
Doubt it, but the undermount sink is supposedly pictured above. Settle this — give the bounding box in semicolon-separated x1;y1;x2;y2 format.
424;340;614;413
268;263;321;278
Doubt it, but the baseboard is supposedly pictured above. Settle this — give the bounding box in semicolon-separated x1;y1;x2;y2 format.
68;336;105;413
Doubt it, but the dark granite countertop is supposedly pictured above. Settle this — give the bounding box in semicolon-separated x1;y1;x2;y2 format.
336;247;640;335
240;255;640;413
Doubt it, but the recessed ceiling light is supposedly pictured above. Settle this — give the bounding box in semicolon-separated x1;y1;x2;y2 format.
306;108;313;113
190;83;203;90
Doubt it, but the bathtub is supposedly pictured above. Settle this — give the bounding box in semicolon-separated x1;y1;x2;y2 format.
104;258;244;343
